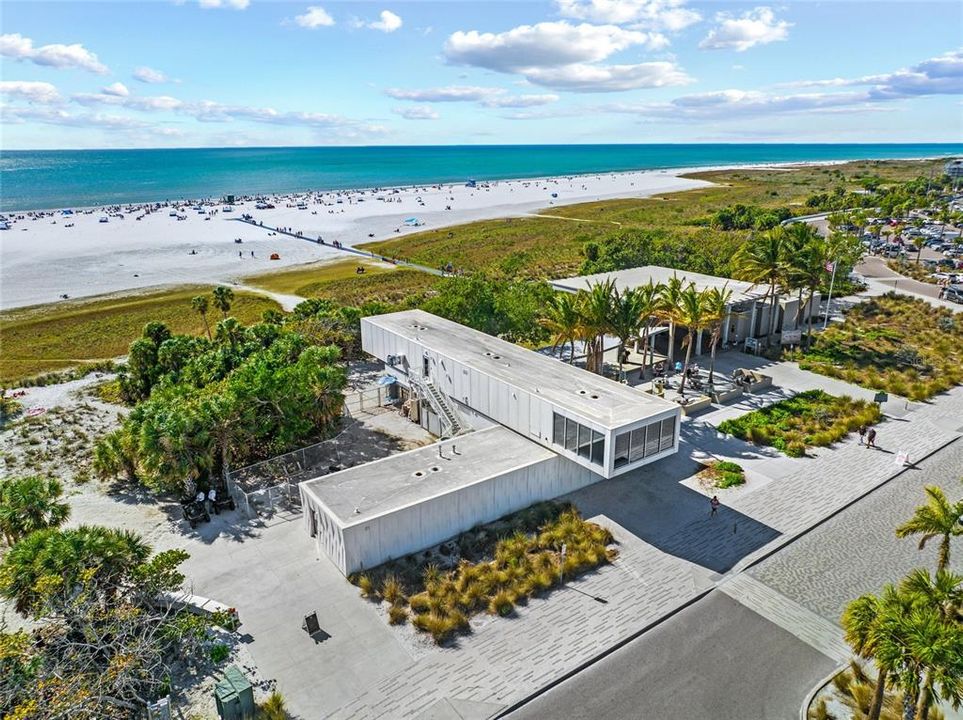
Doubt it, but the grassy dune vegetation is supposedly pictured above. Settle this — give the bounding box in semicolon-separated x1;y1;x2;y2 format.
360;160;944;282
243;258;395;295
795;294;963;401
0;287;279;384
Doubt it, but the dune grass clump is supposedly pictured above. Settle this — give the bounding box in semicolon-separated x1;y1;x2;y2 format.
718;389;881;457
349;502;617;644
798;293;963;401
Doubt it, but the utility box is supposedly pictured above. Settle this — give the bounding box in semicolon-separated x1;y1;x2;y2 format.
214;666;255;720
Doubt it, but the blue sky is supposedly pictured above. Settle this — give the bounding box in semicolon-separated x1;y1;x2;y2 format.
1;1;961;148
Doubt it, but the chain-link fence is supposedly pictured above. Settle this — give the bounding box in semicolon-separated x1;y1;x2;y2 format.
226;386;401;518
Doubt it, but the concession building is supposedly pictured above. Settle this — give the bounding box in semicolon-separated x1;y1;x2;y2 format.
301;309;681;575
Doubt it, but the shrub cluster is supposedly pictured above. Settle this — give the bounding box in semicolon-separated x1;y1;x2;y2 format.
350;503;616;644
798;294;963;401
718;390;882;457
700;460;746;488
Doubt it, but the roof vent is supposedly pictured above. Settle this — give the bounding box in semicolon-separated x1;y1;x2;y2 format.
429;466;441;473
412;470;425;478
590;394;599;399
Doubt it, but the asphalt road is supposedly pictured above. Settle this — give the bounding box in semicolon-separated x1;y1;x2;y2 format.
506;591;836;720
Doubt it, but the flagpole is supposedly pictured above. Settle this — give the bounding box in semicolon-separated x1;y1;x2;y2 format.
822;259;838;329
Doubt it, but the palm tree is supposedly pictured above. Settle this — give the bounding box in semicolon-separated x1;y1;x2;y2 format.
191;295;213;341
895;485;963;572
634;281;662;375
658;275;686;369
215;317;244;350
734;229;786;338
211;285;234;319
702;285;732;386
608;286;644;379
901;568;963;624
540;292;580;364
842;591;895;720
0;525;150;615
675;285;707;396
0;476;70;546
576;280;615;375
912;236;926;265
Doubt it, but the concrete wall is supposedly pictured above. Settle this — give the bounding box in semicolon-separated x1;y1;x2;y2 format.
320;454;599;575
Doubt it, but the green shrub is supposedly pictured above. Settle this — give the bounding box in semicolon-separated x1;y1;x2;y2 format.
715;460;742;473
388;604;408;625
209;643;230;664
786;441;807;457
488;590;515;617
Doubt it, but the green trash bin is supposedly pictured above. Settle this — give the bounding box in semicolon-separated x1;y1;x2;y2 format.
214;665;255;720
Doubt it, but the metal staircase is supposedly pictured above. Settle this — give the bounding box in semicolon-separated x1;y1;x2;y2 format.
408;373;467;438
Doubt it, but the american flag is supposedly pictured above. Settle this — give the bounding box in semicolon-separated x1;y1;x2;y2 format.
825;260;837;273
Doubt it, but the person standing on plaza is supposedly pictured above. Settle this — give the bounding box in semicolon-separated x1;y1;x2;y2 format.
710;495;720;517
866;427;877;449
858;425;866;445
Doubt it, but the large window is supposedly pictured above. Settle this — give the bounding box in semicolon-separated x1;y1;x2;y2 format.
552;412;604;467
613;416;677;468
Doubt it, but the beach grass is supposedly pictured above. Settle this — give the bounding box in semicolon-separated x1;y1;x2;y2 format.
1;287;280;385
360;159;945;280
242;258;395;295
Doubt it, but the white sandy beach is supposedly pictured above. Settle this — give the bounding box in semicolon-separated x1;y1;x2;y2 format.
0;167;729;310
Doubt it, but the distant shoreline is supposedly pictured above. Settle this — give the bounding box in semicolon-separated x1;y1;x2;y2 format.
2;144;958;213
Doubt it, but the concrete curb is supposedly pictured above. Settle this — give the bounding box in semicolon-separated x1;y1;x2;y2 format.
799;664;848;720
494;433;960;720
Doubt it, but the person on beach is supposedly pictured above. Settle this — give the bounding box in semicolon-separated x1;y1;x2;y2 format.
710;495;720;517
866;428;877;449
858;425;866;445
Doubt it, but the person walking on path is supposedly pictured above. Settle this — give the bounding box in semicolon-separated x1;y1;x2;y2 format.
866;427;877;449
858;425;866;445
710;495;720;517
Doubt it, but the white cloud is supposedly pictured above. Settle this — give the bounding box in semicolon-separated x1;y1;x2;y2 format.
198;0;250;9
0;33;108;74
295;6;335;29
700;7;790;52
445;21;665;71
443;21;684;92
102;82;130;97
386;86;560;108
524;61;690;92
73;91;184;112
1;105;149;130
369;10;402;33
781;49;963;99
0;80;62;104
133;66;170;84
481;93;560;108
385;85;501;102
392;105;438;120
555;0;700;32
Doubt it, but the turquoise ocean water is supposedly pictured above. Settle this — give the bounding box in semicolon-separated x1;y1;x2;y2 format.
2;144;961;211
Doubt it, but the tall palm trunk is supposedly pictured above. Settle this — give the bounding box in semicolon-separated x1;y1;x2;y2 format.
679;330;694;395
914;675;932;720
708;330;720;386
868;666;886;720
568;338;575;365
667;322;676;366
201;312;212;341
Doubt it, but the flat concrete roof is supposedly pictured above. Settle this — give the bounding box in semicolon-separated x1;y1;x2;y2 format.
301;427;555;527
365;309;678;428
551;265;766;305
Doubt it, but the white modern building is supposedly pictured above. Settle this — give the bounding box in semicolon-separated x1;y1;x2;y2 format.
301;309;682;575
300;428;596;575
362;309;681;479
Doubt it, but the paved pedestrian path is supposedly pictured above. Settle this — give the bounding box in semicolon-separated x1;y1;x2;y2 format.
718;573;851;664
